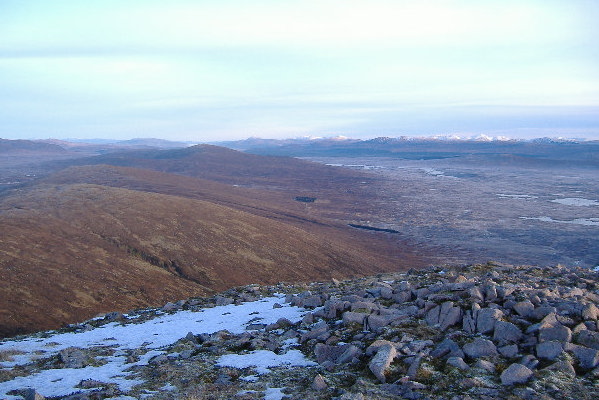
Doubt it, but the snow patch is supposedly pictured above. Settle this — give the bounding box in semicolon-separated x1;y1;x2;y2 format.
0;295;306;399
325;163;384;170
0;361;144;398
264;387;286;400
520;216;599;226
550;198;599;207
422;168;445;176
216;349;316;374
497;194;538;200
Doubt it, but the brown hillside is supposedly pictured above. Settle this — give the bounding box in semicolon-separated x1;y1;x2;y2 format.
0;183;422;337
40;164;427;270
64;144;377;190
41;164;368;228
45;145;388;226
0;138;66;153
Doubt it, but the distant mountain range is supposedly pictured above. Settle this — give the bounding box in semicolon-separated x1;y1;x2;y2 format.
216;134;593;149
213;136;599;168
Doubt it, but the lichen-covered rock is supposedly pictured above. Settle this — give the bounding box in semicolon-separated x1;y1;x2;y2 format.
342;311;368;325
59;347;87;369
500;363;533;385
543;360;576;377
473;359;495;373
24;389;45;400
214;296;234;306
519;354;539;370
161;301;178;312
570;345;599;369
513;300;535;319
447;356;469;370
366;340;398;356
300;320;330;343
493;321;523;345
369;343;397;383
406;355;422;378
462;310;476;334
533;306;558;321
312;374;328;391
425;304;441;326
438;301;463;330
476;308;503;334
314;343;362;365
575;330;599;350
536;341;563;360
366;313;404;332
431;338;464;359
498;344;519;358
463;338;498;358
538;324;572;343
582;303;599;320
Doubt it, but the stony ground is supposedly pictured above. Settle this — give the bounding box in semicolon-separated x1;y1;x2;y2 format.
3;262;599;399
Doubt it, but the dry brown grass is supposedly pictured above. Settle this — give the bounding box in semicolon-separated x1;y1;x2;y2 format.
0;147;430;337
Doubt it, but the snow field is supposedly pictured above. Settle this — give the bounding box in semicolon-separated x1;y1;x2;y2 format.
0;294;308;399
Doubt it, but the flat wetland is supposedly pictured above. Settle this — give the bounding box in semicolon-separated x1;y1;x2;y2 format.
306;155;599;269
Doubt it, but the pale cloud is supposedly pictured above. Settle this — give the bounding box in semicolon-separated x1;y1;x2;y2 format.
1;1;585;49
0;0;598;141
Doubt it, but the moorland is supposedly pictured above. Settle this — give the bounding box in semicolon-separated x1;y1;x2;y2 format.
0;138;427;337
1;136;598;337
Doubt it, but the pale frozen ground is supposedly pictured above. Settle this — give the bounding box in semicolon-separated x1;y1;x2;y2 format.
308;156;599;268
520;216;599;226
496;194;538;199
217;349;317;374
264;387;286;400
551;198;599;207
0;295;307;399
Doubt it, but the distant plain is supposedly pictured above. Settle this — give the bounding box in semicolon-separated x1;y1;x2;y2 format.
303;153;599;269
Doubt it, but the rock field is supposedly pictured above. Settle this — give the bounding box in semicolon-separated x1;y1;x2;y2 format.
2;262;599;399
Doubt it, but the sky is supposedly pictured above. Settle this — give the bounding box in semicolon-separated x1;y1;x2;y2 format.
1;0;598;142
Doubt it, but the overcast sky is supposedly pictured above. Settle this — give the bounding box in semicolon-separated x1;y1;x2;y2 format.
1;0;598;141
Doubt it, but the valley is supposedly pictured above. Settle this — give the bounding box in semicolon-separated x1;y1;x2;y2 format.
222;136;598;269
1;137;598;337
306;155;599;268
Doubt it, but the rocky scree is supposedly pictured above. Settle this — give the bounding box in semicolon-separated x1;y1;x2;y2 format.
6;262;599;400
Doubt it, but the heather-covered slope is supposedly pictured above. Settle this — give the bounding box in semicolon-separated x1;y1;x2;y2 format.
0;182;416;337
0;145;431;337
51;144;379;190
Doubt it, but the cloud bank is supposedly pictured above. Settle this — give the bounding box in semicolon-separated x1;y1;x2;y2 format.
1;0;598;141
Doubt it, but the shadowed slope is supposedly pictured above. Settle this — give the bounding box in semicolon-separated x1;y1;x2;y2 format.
0;139;66;153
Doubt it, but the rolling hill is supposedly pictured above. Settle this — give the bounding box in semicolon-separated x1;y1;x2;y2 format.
0;146;430;337
0;139;66;154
